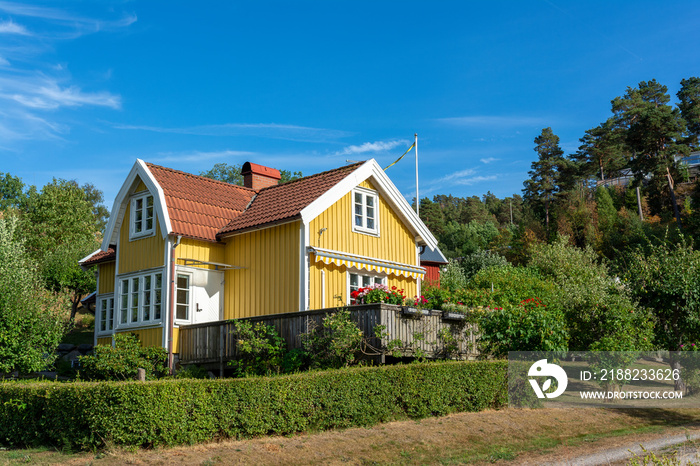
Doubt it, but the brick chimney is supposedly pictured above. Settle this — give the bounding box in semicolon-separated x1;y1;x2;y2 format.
241;162;282;190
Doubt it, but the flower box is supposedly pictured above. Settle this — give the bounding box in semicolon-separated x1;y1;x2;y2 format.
402;307;431;317
442;311;466;321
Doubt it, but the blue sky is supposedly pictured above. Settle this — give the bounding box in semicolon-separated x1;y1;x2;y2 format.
1;1;699;210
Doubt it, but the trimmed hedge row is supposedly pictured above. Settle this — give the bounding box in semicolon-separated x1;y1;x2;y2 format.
0;360;507;450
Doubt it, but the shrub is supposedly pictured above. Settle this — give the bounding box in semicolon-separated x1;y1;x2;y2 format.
78;333;168;381
0;360;508;450
460;250;510;279
478;298;569;358
301;309;363;369
439;259;467;290
228;320;287;377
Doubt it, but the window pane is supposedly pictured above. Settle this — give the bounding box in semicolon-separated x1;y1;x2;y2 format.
362;275;371;287
100;300;107;332
147;196;153;207
350;274;358;287
177;275;188;289
108;298;114;330
366;217;374;229
355;193;362;203
366;196;374;207
176;304;187;320
177;289;188;304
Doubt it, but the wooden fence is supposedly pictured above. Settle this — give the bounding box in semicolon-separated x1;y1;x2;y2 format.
178;304;478;370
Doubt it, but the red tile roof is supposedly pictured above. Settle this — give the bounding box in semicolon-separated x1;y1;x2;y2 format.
81;247;116;266
146;163;256;242
218;162;363;236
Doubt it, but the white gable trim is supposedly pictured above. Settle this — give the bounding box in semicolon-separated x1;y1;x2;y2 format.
101;159;172;250
299;159;438;251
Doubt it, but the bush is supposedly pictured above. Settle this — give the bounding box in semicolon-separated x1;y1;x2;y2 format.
228;320;287;377
78;333;168;381
0;360;508;450
439;259;467;290
478;298;569;358
301;309;363;369
351;283;405;305
460;250;510;279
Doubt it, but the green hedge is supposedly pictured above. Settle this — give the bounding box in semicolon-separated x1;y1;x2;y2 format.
0;360;507;450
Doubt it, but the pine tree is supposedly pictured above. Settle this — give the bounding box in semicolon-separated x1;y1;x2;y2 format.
523;128;566;235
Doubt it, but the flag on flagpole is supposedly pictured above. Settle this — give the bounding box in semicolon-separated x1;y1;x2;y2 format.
384;141;416;170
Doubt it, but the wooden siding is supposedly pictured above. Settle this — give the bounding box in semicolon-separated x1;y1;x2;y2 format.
118;200;165;274
98;261;116;294
222;221;300;319
115;327;163;347
172;327;180;353
309;180;416;262
178;304;478;365
176;238;225;268
96;336;111;346
308;179;420;308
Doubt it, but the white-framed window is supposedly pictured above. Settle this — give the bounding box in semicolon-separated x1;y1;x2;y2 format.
352;187;379;235
348;271;386;304
130;192;155;239
118;270;163;327
175;273;191;321
97;296;114;334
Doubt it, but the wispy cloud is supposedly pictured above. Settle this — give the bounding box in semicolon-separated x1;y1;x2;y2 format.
0;20;29;35
480;157;498;164
149;149;257;164
0;3;132;148
113;122;353;143
0;2;137;37
335;139;409;156
436;115;549;128
0;77;121;110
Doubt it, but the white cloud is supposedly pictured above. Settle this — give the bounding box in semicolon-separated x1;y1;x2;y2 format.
480;157;498;164
0;78;121;109
452;175;497;186
438;168;475;182
335;139;409;156
0;20;29;35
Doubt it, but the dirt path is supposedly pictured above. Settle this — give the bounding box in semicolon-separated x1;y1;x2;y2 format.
6;408;700;465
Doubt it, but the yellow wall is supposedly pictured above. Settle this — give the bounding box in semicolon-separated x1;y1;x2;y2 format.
98;261;116;294
172;327;180;353
118;195;165;274
307;179;419;308
115;327;163;347
223;221;300;318
175;238;225;269
309;180;416;262
96;336;111;346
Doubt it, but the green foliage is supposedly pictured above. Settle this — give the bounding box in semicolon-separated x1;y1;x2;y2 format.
228;321;287;377
175;365;209;379
301;309;363;369
622;238;700;352
523;127;566;234
78;333;167;381
478;298;569;358
440;220;499;258
439;259;467;290
0;360;508;450
528;236;654;352
467;265;557;309
460;249;509;280
0;218;67;374
678;76;700;147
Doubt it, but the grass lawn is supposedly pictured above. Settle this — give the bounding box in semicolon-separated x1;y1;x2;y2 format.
2;407;699;465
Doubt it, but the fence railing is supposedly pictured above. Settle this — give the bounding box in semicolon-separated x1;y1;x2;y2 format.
178;304;479;369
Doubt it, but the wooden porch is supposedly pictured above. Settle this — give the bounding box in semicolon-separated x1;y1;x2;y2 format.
178;304;478;369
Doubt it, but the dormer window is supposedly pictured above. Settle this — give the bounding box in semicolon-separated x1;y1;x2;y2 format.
352;187;379;236
130;193;154;239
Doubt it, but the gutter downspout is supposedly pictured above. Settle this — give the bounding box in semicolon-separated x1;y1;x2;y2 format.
168;235;182;374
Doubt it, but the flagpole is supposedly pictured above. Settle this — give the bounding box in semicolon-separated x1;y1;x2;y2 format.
414;133;419;216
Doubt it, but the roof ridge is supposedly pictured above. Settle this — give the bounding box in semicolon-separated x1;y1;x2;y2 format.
256;161;364;193
145;162;255;193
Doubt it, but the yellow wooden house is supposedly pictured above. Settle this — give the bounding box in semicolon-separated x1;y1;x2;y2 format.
80;159;438;365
